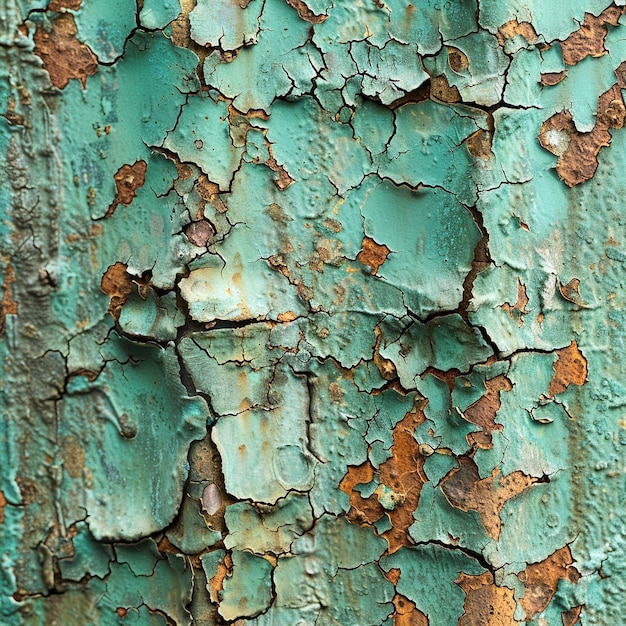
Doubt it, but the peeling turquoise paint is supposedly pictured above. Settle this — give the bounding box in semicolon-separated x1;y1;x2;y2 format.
2;0;626;624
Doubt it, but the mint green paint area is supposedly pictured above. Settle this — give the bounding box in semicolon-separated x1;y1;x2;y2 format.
2;0;626;624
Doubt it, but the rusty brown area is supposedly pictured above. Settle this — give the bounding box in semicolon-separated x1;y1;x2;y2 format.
33;14;98;89
100;262;133;320
538;85;626;187
284;0;327;23
1;263;18;334
465;129;493;160
358;236;391;275
430;74;461;104
340;404;428;552
540;71;567;87
440;457;541;540
501;279;529;326
560;6;625;66
548;341;587;397
392;593;429;626
615;60;626;88
517;546;581;619
208;553;233;603
266;156;295;190
496;19;539;47
105;161;148;218
457;571;519;626
447;47;469;72
0;490;6;524
562;606;583;626
461;375;512;449
48;0;83;10
373;325;397;381
558;278;582;304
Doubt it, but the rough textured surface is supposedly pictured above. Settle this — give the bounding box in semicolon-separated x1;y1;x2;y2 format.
1;0;626;624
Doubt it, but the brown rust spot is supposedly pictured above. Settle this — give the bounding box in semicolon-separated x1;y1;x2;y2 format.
341;405;428;553
209;553;233;603
0;490;6;524
461;375;512;449
538;85;626;187
63;436;86;479
562;606;583;626
33;14;98;89
447;47;469;72
496;19;538;46
392;593;429;626
48;0;83;9
328;381;343;404
115;607;128;618
548;341;587;397
440;457;542;540
517;546;580;619
457;571;519;626
105;161;147;218
465;129;493;160
266;156;295;190
373;325;397;381
430;74;461;104
558;278;582;304
540;71;567;86
284;0;327;23
358;236;391;275
560;6;624;66
501;279;529;326
1;263;18;335
100;262;133;320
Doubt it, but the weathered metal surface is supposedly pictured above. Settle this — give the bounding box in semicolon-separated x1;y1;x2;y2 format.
1;0;626;624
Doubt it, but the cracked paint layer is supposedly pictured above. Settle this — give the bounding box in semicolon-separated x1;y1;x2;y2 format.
1;0;626;624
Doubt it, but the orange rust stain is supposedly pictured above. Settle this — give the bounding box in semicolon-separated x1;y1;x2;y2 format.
560;6;624;66
461;375;512;449
115;607;128;618
0;490;6;524
392;593;429;626
100;262;133;320
1;263;18;334
266;156;295;190
457;571;519;626
539;85;626;187
284;0;327;23
209;553;233;603
105;161;148;218
517;546;581;620
49;0;83;9
358;237;391;275
33;14;98;89
440;457;540;540
465;129;492;160
548;341;587;397
373;325;397;380
501;279;529;326
496;19;539;46
341;405;428;553
540;71;567;86
277;311;297;322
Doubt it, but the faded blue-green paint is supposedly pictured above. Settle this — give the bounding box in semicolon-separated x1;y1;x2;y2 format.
1;0;626;624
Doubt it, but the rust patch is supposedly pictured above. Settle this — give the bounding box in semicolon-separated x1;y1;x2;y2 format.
440;457;541;540
540;71;567;86
1;263;18;334
548;341;587;397
461;375;513;449
558;278;582;304
496;19;539;46
100;262;133;320
373;325;397;381
105;161;148;218
538;85;626;187
560;6;624;66
284;0;327;23
501;279;529;325
562;606;583;626
517;546;581;619
358;236;391;275
341;405;428;553
457;571;519;626
208;553;233;603
33;14;98;89
266;156;295;190
0;490;6;524
465;129;493;160
430;74;461;104
392;593;429;626
63;435;86;479
447;47;469;72
48;0;83;9
615;60;626;88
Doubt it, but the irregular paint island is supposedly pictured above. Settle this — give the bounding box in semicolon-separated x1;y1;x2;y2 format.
1;0;625;624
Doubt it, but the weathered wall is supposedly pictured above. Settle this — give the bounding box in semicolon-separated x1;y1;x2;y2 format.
1;0;625;624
